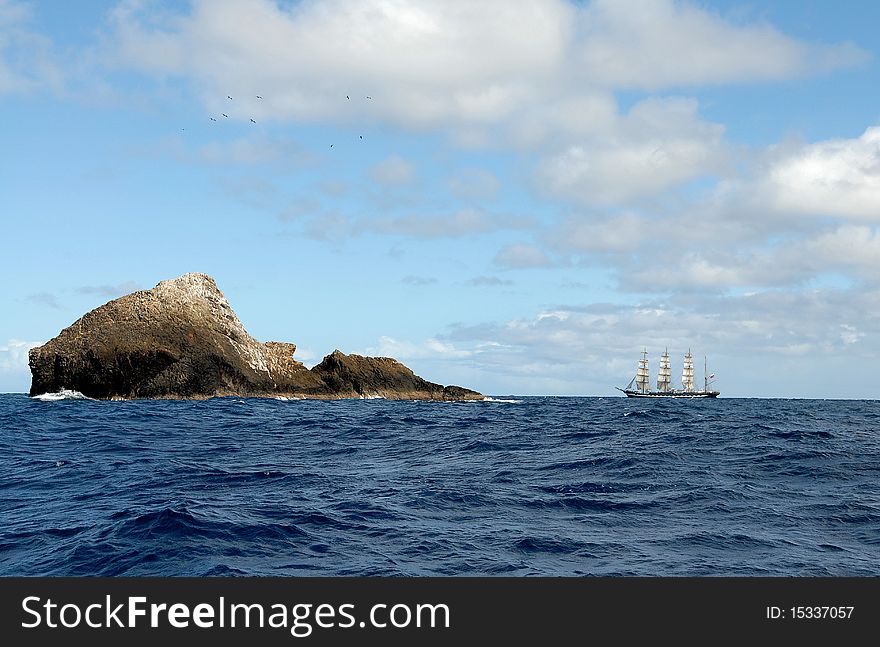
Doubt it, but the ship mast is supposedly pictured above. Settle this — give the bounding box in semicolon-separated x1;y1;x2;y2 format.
704;355;708;392
636;348;649;393
657;348;671;392
682;349;694;392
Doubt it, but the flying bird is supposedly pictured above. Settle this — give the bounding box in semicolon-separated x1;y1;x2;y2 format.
227;95;233;100
256;95;262;99
366;96;372;99
222;113;228;118
250;118;256;124
359;135;363;139
330;144;334;148
346;95;350;100
209;117;217;121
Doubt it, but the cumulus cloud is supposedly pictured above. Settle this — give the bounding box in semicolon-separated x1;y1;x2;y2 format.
362;335;472;360
536;97;728;204
760;126;880;220
301;211;353;242
438;288;880;395
552;212;644;254
16;0;863;222
144;133;313;167
0;0;63;95
770;225;880;284
494;243;554;269
537;122;880;293
839;324;864;346
104;0;570;127
0;338;41;372
574;0;867;89
370;155;415;185
100;0;864;132
595;223;880;292
196;135;310;166
104;0;189;76
449;168;500;200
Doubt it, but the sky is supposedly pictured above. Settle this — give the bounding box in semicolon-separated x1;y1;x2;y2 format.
2;0;880;398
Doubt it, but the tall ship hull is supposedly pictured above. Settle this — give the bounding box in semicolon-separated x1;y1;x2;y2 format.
616;388;719;398
619;348;719;398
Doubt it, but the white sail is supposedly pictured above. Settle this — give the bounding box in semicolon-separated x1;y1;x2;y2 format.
635;349;649;392
657;349;671;391
682;350;694;392
620;347;718;398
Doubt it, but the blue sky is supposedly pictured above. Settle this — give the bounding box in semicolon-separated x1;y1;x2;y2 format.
3;0;880;398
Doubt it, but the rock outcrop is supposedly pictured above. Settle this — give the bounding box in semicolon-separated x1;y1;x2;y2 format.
311;350;479;401
28;273;483;401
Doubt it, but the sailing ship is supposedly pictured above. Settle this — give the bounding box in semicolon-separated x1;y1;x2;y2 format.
617;348;719;398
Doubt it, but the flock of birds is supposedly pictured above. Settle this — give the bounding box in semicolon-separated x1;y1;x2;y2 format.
201;94;261;125
184;93;373;148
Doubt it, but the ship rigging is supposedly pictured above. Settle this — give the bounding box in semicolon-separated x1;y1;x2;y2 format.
617;349;719;398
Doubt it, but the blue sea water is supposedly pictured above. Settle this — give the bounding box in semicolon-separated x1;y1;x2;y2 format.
1;393;878;576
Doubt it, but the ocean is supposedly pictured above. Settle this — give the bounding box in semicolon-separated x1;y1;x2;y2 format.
1;393;878;576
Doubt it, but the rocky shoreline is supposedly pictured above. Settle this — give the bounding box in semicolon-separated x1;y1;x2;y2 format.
28;273;483;402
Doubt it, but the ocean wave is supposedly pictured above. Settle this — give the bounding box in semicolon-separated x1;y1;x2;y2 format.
3;395;880;576
31;389;92;401
484;397;523;403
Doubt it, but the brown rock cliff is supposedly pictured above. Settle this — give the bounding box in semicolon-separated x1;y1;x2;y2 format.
28;273;483;401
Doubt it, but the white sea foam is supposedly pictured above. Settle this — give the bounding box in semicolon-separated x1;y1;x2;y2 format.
32;389;92;401
484;397;523;403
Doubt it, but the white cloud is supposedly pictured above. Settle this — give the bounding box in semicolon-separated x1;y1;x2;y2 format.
448;168;500;200
104;0;188;76
197;135;308;165
797;225;880;276
291;345;318;367
552;212;644;253
509;93;619;149
0;0;63;95
370;155;415;185
840;324;863;346
606;226;880;293
35;0;867;226
760;126;880;220
494;243;554;269
438;288;880;395
363;335;471;360
0;339;42;372
302;211;353;242
536;97;728;204
133;133;314;169
107;0;571;127
101;0;864;133
574;0;867;89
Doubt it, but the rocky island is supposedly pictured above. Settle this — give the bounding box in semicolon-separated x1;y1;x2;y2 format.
28;273;483;401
